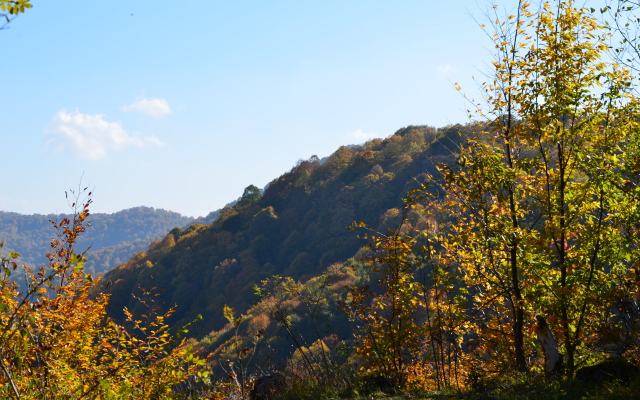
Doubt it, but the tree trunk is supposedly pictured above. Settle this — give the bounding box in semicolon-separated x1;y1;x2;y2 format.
535;315;562;373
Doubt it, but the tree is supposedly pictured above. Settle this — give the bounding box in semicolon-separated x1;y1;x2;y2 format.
237;185;262;208
0;190;209;398
425;0;640;376
0;0;30;15
601;0;640;79
342;202;426;388
0;0;31;30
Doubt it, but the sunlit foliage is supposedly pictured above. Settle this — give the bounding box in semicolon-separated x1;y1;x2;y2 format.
0;192;207;398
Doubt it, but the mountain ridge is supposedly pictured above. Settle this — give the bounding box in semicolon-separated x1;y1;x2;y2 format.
101;124;470;340
0;206;194;276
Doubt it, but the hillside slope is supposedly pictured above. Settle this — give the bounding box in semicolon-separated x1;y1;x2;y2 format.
102;125;470;338
0;207;194;276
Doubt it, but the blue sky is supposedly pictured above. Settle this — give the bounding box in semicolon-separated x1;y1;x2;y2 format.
1;0;515;217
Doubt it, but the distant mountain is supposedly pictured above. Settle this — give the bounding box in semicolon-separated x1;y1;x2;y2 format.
102;124;470;340
0;207;194;276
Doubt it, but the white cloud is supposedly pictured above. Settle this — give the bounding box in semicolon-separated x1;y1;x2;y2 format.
47;109;164;160
346;129;377;141
437;64;457;73
121;96;171;117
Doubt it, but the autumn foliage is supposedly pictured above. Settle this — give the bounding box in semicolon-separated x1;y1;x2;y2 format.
0;190;207;399
185;4;640;397
340;0;640;391
6;1;640;398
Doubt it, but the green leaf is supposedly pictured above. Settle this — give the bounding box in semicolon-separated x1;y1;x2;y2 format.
223;304;235;323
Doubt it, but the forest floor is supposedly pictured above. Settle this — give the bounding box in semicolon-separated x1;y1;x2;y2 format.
324;378;640;400
275;365;640;399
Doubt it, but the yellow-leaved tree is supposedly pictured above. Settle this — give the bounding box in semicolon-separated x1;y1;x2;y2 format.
0;190;209;399
424;0;640;377
0;0;31;30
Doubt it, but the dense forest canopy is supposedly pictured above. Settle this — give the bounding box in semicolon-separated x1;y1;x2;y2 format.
0;207;193;275
102;124;464;337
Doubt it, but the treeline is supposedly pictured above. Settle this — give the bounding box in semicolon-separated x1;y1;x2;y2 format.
0;206;193;275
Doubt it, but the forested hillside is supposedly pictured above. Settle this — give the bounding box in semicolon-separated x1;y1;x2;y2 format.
102;125;467;337
5;1;640;398
99;3;640;397
0;207;193;275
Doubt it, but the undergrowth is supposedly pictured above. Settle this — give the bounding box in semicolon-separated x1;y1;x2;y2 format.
264;371;640;400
